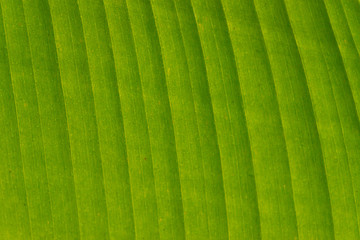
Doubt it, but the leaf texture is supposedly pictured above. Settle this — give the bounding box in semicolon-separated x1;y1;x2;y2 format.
0;0;360;239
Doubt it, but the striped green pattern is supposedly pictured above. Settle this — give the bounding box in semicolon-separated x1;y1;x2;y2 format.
0;0;359;239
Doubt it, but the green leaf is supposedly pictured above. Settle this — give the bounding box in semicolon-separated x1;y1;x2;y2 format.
0;0;359;239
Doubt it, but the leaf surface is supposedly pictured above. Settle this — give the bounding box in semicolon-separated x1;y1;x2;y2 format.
0;0;359;239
